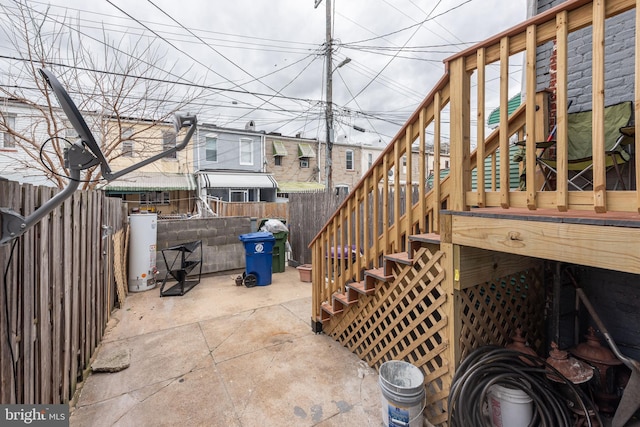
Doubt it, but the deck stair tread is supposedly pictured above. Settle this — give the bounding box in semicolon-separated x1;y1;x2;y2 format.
409;233;441;244
347;280;375;296
321;301;343;316
364;267;393;282
384;252;412;264
364;267;392;289
408;233;442;258
334;292;359;306
383;252;413;275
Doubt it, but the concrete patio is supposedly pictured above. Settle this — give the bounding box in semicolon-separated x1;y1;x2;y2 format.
69;267;383;426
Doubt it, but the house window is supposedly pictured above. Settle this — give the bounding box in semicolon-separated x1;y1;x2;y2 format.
140;191;170;205
346;150;354;170
367;153;373;169
240;138;253;165
402;155;407;174
163;131;177;159
2;114;16;148
275;156;282;166
121;127;134;157
444;160;450;169
206;135;218;162
300;159;309;168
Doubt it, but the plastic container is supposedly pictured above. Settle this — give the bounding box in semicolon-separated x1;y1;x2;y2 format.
238;232;275;286
271;231;288;273
379;360;425;427
487;384;533;427
258;218;288;274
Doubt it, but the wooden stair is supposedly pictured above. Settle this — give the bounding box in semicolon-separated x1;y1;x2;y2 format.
320;233;442;323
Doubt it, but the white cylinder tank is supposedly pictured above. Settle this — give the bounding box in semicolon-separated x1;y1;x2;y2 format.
128;213;158;292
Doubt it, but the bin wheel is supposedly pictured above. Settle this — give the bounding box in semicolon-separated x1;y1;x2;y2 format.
244;273;258;288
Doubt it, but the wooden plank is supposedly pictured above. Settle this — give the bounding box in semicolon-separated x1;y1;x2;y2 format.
456;246;544;290
373;174;380;267
38;187;52;404
499;36;510;208
450;214;640;274
89;191;98;354
418;108;426;232
592;0;607;212
556;11;570;211
449;57;470;212
405;124;413;240
525;25;537;210
23;185;35;403
433;91;442;232
51;190;62;403
383;155;390;253
62;197;72;402
394;134;401;251
362;176;370;271
0;180;18;403
70;192;80;395
80;191;89;371
476;48;486;208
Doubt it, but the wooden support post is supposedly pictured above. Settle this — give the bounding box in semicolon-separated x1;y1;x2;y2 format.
449;57;471;212
592;0;606;212
525;25;537;210
556;11;569;211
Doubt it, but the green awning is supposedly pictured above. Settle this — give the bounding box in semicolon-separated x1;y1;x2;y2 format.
273;141;287;156
487;93;522;127
277;181;325;193
298;143;316;158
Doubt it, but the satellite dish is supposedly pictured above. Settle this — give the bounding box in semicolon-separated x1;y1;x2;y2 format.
39;68;111;174
1;69;198;245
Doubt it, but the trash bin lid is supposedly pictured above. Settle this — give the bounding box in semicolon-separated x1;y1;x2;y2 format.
239;231;275;243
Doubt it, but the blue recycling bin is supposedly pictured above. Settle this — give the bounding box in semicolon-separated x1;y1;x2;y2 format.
238;232;275;286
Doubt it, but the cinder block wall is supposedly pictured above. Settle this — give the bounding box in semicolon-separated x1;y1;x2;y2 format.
155;217;252;277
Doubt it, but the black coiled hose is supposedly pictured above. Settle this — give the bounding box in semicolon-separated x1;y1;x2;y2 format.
447;346;601;427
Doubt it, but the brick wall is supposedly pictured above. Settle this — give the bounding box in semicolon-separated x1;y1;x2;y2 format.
155;217;252;277
536;0;635;113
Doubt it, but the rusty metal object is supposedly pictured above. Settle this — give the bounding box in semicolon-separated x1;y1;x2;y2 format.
506;328;539;364
546;342;594;384
568;274;640;427
572;326;624;415
573;327;622;367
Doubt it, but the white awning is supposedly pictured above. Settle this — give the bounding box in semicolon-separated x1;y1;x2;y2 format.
199;172;278;189
102;172;196;192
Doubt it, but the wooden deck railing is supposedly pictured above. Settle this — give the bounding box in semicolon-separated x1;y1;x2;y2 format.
310;0;640;323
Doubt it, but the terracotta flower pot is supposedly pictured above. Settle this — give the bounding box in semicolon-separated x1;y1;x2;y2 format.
296;264;312;282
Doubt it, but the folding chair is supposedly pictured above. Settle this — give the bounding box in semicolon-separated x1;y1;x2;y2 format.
521;101;633;191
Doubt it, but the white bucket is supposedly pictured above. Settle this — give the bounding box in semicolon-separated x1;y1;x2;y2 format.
379;360;425;427
488;384;533;427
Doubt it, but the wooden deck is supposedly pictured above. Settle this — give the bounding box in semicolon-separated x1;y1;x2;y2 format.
444;207;640;276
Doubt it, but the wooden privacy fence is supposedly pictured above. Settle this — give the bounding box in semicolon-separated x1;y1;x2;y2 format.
288;188;418;266
210;200;288;221
0;179;126;404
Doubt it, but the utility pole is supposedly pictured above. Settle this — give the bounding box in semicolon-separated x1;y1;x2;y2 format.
315;0;350;191
316;0;333;190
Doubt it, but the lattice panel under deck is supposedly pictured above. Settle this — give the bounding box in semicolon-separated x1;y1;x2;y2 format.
324;245;451;426
458;267;546;361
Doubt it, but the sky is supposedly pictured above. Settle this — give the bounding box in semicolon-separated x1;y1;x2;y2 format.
0;0;528;145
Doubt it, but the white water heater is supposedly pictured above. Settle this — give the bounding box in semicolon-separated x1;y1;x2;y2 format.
128;213;158;292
